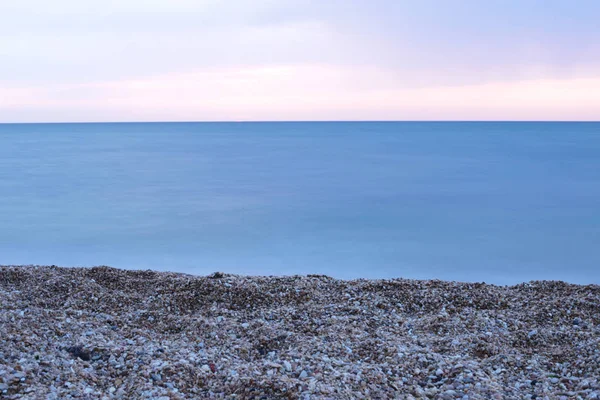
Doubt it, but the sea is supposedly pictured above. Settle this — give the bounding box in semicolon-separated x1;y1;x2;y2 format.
0;121;598;285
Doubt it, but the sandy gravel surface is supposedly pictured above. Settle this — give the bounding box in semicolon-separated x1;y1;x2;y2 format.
1;265;599;399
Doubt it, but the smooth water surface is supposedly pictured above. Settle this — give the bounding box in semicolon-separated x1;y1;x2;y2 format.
0;122;598;284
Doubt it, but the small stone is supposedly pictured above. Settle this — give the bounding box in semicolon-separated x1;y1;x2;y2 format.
580;380;591;389
528;329;538;338
66;346;91;361
283;361;292;372
151;373;162;382
550;377;559;384
436;368;444;376
299;370;308;379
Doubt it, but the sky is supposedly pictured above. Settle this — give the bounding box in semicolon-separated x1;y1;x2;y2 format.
1;0;599;122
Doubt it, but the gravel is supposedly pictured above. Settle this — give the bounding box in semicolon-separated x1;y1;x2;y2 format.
1;265;599;399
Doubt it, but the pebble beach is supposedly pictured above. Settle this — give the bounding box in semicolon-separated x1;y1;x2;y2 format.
1;265;599;399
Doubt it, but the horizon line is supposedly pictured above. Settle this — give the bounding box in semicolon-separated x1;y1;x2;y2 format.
1;120;600;125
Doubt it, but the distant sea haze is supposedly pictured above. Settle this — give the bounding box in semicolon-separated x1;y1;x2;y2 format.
0;121;598;285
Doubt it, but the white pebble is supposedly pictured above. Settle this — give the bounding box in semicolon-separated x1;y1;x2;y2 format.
528;329;538;338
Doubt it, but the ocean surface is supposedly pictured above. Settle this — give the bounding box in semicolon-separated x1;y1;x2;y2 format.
0;122;598;285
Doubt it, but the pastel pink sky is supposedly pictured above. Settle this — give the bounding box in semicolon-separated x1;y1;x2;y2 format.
1;0;599;122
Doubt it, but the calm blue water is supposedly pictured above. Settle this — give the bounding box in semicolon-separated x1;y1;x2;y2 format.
0;122;598;284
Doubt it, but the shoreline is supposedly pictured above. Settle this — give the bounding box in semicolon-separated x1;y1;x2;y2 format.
4;264;595;287
1;265;599;399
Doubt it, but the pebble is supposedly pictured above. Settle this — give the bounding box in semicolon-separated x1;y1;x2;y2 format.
283;361;292;372
151;373;162;382
528;329;538;338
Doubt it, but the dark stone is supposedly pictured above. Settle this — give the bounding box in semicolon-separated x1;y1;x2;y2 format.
66;346;91;361
307;274;331;279
257;347;268;356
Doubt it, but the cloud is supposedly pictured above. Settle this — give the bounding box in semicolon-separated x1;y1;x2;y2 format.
2;64;599;121
0;14;336;86
1;0;599;120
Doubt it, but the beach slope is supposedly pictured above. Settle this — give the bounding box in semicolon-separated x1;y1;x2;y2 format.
1;266;599;399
